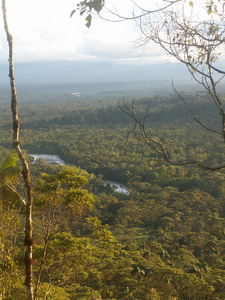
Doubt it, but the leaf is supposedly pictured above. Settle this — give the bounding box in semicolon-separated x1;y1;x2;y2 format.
70;10;76;18
2;182;26;211
1;166;21;184
85;14;92;28
207;7;212;14
1;151;18;171
80;0;87;6
93;0;103;13
80;8;86;16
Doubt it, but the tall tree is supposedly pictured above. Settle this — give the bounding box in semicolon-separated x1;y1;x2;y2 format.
0;151;24;299
33;167;94;299
2;1;34;299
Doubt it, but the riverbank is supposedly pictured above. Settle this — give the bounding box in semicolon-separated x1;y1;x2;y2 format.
30;153;129;195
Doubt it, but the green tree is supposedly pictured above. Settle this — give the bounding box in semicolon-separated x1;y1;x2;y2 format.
0;150;25;209
32;167;94;299
0;151;24;299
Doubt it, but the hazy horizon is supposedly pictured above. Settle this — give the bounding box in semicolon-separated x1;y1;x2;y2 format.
0;60;192;86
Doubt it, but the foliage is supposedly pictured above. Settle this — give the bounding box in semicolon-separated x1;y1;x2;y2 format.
1;91;225;298
0;203;23;298
0;151;26;211
5;0;225;297
72;0;105;27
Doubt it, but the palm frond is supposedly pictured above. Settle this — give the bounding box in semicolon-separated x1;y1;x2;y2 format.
1;166;21;184
1;182;26;213
1;150;18;171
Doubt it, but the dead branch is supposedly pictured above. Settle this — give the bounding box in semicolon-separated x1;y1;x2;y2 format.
118;98;225;172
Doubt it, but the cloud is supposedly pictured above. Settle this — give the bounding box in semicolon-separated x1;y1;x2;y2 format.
0;0;171;64
0;0;83;62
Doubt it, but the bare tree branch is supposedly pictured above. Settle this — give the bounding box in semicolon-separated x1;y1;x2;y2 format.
119;98;225;172
171;80;222;137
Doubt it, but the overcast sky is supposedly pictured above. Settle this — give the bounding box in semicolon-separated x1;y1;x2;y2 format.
0;0;173;64
0;0;222;67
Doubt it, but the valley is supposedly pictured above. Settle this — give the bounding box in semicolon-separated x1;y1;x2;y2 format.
1;81;225;299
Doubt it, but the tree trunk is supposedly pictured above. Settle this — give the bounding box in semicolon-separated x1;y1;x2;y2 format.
34;225;50;299
2;1;34;299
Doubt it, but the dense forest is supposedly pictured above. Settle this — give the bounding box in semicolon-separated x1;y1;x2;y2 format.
1;83;225;299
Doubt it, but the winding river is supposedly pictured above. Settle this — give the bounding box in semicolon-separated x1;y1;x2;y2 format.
30;154;129;195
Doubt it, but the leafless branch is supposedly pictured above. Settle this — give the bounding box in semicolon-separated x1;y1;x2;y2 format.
118;98;225;172
171;80;222;137
97;0;182;23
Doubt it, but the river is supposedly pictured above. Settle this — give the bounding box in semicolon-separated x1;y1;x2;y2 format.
30;154;129;195
30;154;66;165
106;181;129;195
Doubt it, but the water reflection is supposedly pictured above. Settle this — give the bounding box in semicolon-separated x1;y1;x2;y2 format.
107;180;129;195
30;154;66;165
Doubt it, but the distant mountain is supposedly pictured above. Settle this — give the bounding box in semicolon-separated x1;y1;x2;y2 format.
0;60;190;86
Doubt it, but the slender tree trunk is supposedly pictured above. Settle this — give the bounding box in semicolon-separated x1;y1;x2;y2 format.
34;225;50;299
222;111;225;143
2;1;34;299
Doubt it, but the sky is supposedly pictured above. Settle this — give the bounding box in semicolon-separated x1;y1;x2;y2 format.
0;0;172;64
0;0;223;68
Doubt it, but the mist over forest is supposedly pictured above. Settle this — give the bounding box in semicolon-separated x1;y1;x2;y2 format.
0;60;191;85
